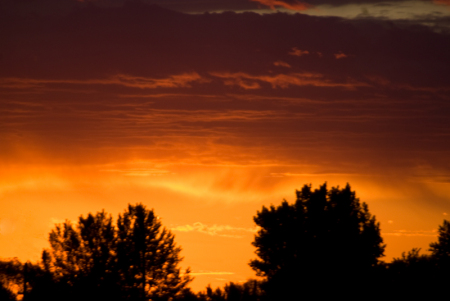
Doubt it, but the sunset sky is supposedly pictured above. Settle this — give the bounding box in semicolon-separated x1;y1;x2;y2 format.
1;0;450;291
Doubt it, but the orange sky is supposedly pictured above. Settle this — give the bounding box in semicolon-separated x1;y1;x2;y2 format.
1;0;450;292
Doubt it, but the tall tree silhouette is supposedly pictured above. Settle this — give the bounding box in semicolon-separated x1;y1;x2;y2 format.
250;183;385;299
116;204;191;301
42;203;191;301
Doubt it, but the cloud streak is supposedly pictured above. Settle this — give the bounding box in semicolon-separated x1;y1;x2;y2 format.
250;0;312;10
172;222;258;238
190;271;235;276
210;72;368;90
0;73;206;90
383;230;438;237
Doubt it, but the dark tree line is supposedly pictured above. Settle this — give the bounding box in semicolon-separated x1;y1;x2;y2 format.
1;204;191;301
2;184;450;300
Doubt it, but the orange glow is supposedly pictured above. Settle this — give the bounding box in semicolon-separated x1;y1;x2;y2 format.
2;1;450;293
1;158;448;290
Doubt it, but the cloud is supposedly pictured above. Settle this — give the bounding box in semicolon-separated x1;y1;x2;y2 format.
172;222;258;238
250;0;312;10
101;168;173;177
273;61;292;68
334;52;348;59
190;271;235;276
270;172;355;177
0;73;207;90
1;71;372;93
2;0;446;18
289;47;310;57
210;72;369;90
383;229;438;237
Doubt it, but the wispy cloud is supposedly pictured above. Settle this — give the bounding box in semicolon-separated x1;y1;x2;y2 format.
273;61;292;68
172;222;258;238
210;72;368;90
289;47;310;57
250;0;312;11
190;271;235;276
101;168;173;177
383;229;438;237
270;172;356;177
334;52;348;59
0;73;207;90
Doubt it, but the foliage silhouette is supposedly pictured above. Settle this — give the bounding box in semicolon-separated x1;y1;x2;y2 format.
386;248;435;298
115;204;192;301
250;183;385;299
429;219;450;264
386;219;450;299
0;283;15;300
42;203;191;301
196;280;263;301
42;210;118;300
5;194;450;300
0;258;52;301
0;259;21;300
428;219;450;297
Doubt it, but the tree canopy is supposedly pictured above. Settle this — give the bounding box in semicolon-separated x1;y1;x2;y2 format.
250;183;385;298
42;203;191;301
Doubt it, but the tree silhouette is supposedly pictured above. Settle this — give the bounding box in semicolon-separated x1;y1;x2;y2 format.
384;220;450;300
427;219;450;298
386;248;435;299
42;210;118;300
429;219;450;264
42;203;191;301
250;183;385;299
196;280;263;301
116;204;192;301
0;282;15;301
0;259;22;300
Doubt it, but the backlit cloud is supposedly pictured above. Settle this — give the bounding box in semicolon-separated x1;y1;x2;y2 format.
383;230;438;237
334;52;348;59
190;271;234;276
289;48;310;56
210;72;369;90
250;0;312;10
0;73;206;90
273;61;292;68
172;222;258;238
101;168;173;177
